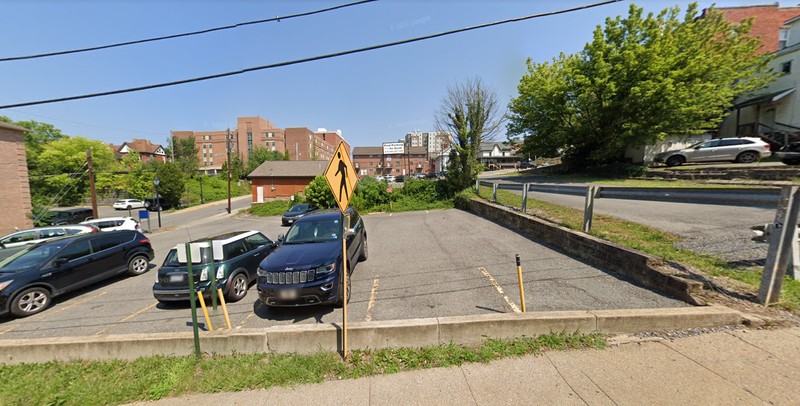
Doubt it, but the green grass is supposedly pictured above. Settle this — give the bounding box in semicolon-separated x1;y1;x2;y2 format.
183;176;250;207
361;195;454;214
244;199;294;216
478;186;800;310
0;332;604;406
498;172;762;188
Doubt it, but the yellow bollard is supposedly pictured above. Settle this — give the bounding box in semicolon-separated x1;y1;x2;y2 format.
218;288;232;330
197;291;214;331
516;254;526;313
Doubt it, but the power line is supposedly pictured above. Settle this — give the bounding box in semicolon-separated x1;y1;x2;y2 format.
5;108;165;137
0;0;621;110
0;0;378;62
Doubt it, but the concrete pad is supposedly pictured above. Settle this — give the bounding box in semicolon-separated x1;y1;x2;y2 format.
268;378;370;406
729;329;800;369
348;318;439;349
460;355;588;405
663;332;800;405
369;367;476;406
592;306;741;334
437;311;596;346
265;323;338;354
124;388;273;406
546;341;764;405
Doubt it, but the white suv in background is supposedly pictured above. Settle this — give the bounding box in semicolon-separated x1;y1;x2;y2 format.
81;217;141;232
113;199;145;210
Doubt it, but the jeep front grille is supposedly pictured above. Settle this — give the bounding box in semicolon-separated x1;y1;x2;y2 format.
266;270;315;285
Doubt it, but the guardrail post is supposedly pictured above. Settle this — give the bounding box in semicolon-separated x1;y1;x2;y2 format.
760;186;800;305
521;183;529;213
476;179;480;192
492;183;498;203
791;230;799;280
583;185;599;233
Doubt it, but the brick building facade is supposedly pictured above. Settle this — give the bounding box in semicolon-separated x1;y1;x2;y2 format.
247;160;328;201
707;4;800;54
0;122;33;235
352;145;429;178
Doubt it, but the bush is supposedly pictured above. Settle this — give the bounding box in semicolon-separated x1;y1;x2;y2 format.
246;200;293;216
401;179;441;203
454;188;476;210
303;175;336;209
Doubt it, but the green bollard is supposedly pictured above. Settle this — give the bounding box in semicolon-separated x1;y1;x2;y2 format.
185;243;201;357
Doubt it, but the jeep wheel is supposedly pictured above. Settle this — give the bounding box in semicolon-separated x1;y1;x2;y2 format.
358;236;368;262
225;273;249;302
333;270;351;308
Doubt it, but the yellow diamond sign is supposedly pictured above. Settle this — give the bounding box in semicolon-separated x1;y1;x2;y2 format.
325;141;358;213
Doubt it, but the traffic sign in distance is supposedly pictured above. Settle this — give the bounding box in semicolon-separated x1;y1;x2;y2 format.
324;141;358;214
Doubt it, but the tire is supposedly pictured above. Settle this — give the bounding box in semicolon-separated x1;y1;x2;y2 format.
665;155;685;167
333;269;351;308
10;287;51;317
127;254;150;276
125;205;131;210
225;272;249;302
358;235;368;262
782;158;800;166
736;151;758;163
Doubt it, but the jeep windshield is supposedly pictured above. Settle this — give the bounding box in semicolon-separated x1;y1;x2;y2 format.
284;218;341;244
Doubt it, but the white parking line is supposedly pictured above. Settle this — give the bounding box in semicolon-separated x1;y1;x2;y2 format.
94;302;157;336
479;267;521;313
365;277;380;321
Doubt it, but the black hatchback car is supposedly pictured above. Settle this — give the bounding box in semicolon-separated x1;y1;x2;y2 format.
0;230;154;317
281;203;318;226
257;208;367;307
152;231;276;303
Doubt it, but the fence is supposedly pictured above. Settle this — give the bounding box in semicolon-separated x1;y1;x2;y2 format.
476;179;798;305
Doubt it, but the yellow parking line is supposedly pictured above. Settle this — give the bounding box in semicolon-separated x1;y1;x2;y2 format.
479;267;521;313
95;302;157;336
365;277;380;321
0;291;108;336
0;326;16;336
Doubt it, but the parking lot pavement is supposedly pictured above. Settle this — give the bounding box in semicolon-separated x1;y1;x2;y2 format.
0;209;687;339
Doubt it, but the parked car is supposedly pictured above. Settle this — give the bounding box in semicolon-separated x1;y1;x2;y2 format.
81;217;141;232
0;225;99;249
653;137;771;167
281;203;318;226
0;230;154;317
37;208;94;226
384;175;396;182
395;175;405;182
256;208;367;307
112;199;145;210
519;161;537;169
152;230;276;303
775;143;800;165
144;198;172;212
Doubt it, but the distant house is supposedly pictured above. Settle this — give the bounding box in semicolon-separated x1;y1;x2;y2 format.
0;122;33;235
477;142;522;169
247;160;327;202
117;139;167;163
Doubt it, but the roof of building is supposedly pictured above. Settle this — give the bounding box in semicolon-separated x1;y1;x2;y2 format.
479;142;518;152
0;121;26;132
248;160;328;178
120;139;166;155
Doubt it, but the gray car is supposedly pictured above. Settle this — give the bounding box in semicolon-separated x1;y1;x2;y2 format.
654;137;771;167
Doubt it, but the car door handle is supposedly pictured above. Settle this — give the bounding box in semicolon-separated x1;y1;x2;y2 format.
41;272;52;278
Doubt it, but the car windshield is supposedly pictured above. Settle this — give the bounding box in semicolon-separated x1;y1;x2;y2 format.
0;241;69;272
288;204;309;213
284;218;341;244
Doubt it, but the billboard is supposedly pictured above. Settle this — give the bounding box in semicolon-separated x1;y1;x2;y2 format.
383;142;405;155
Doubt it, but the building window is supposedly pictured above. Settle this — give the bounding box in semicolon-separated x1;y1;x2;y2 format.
782;61;792;74
369;162;373;166
780;28;790;49
268;132;274;137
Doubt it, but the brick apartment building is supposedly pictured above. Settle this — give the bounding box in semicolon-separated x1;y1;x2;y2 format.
172;117;347;174
0;122;33;235
352;145;429;178
706;4;800;54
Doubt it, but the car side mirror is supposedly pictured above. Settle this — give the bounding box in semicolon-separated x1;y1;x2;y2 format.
277;234;285;243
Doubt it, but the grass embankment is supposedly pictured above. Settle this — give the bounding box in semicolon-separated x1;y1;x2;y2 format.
182;176;251;208
0;332;603;406
478;186;800;310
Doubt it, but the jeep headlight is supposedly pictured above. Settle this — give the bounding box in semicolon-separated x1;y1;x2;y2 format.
257;267;267;277
314;262;336;276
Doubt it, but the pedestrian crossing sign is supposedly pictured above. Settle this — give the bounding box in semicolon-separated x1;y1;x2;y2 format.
324;141;358;213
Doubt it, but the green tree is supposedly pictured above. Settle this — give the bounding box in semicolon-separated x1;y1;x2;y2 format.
245;147;286;176
168;135;199;175
303;175;336;209
508;3;774;169
154;162;185;208
435;77;504;195
0;117;67;157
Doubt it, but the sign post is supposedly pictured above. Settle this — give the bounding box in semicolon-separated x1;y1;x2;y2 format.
324;141;358;357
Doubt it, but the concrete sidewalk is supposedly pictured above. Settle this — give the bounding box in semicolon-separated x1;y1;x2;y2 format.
128;327;800;406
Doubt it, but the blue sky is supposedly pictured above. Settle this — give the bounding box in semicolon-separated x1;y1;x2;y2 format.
0;0;755;149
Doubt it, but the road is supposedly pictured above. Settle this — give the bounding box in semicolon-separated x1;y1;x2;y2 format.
0;205;686;339
480;172;776;264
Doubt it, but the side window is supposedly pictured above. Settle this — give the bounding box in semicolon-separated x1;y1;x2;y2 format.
223;240;248;260
244;233;271;250
99;221;117;230
700;140;720;148
6;231;36;244
719;139;748;147
58;240;92;262
39;228;66;238
65;228;84;235
91;234;130;252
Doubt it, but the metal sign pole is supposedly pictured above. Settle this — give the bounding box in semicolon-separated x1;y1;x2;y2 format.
185;243;201;357
342;213;349;356
759;186;800;305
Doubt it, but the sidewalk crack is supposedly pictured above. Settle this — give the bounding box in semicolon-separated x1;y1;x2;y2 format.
459;366;479;405
544;352;593;405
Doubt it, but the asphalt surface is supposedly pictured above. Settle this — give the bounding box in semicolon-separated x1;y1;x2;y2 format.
0;203;686;339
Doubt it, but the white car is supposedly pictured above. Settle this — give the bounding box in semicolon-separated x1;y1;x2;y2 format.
384;175;396;182
81;217;141;232
113;199;145;210
0;225;99;249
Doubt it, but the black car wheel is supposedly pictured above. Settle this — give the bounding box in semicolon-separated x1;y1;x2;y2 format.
333;269;351;308
736;151;758;163
358;235;368;262
11;287;51;317
226;273;249;302
127;254;150;276
126;205;132;210
782;158;800;165
665;155;685;167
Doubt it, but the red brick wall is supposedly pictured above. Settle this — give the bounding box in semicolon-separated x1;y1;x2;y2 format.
251;176;315;200
713;5;800;53
0;127;33;234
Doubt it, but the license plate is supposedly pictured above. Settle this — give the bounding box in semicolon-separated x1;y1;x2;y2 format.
169;274;184;282
279;289;298;300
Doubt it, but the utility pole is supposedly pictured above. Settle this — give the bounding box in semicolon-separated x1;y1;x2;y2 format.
227;128;232;214
87;149;98;219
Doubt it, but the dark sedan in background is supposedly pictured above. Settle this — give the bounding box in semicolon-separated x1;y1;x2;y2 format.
281;203;318;226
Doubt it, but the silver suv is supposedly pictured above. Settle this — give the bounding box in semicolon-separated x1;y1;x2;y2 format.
654;137;771;167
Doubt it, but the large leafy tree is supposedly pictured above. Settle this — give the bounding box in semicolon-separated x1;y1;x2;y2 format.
245;147;286;176
508;3;774;169
154;161;185;208
168;135;199;175
435;77;504;195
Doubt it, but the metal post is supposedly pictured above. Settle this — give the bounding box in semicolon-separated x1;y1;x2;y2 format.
87;149;98;220
516;254;526;312
342;213;350;357
791;228;799;280
521;183;529;213
154;176;162;228
759;186;800;304
227;128;232;214
475;179;480;192
492;183;498;202
185;243;201;357
583;185;599;233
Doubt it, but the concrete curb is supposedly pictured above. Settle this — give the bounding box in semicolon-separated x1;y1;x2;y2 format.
0;306;742;364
